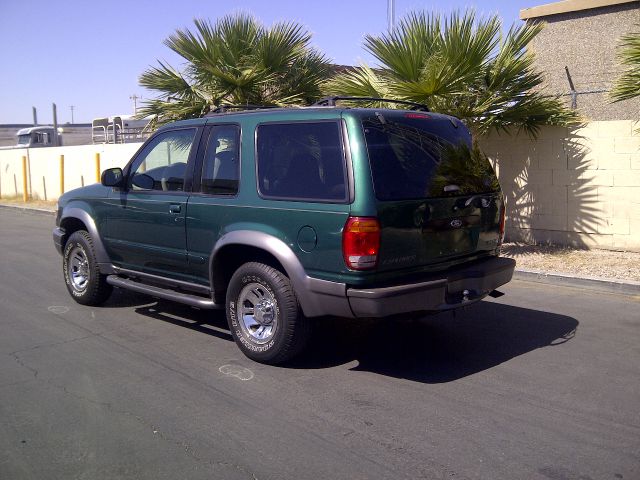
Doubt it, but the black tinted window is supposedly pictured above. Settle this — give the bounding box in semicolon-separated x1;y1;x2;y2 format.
257;122;346;202
363;113;497;200
201;125;240;195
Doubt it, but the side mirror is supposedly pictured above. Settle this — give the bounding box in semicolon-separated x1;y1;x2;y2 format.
101;168;124;188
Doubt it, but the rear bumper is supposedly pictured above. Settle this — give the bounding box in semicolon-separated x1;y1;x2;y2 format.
345;256;515;318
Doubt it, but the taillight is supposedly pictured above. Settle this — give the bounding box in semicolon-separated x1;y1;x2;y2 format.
498;205;506;245
343;217;380;270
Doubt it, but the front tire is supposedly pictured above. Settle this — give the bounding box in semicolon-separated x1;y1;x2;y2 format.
226;262;310;364
63;230;112;305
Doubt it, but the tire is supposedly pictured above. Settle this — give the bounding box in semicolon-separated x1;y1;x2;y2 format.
226;262;311;364
62;230;112;306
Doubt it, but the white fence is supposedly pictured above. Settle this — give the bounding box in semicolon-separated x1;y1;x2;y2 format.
0;143;143;201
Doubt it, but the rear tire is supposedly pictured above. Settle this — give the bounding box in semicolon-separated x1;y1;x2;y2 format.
63;230;112;306
226;262;311;364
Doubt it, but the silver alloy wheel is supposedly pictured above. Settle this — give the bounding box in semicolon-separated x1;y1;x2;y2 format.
68;245;89;292
238;282;278;344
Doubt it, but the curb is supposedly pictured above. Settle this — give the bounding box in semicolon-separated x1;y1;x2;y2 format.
2;202;639;296
0;203;55;215
514;269;640;296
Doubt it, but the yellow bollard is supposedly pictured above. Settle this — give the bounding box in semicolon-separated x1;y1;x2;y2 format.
95;152;101;183
22;156;28;202
59;154;65;195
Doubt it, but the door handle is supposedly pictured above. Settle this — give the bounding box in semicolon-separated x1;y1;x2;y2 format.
169;204;181;214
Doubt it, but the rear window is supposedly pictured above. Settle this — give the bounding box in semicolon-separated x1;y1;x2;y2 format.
362;113;499;200
256;121;347;202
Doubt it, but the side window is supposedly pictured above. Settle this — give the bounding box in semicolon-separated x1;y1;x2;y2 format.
129;128;197;192
200;125;240;195
256;122;347;202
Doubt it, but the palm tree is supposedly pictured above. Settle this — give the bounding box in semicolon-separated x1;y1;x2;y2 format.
610;27;640;102
138;14;332;127
325;11;578;138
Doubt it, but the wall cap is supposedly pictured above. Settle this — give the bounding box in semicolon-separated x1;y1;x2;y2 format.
520;0;638;20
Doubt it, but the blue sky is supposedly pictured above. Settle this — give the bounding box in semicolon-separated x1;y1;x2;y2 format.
0;0;538;124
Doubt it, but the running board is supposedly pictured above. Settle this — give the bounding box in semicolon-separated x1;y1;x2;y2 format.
106;275;222;309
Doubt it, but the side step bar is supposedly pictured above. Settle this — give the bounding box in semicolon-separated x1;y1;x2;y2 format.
106;275;223;310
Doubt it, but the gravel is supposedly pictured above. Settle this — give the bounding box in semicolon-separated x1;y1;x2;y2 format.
501;243;640;282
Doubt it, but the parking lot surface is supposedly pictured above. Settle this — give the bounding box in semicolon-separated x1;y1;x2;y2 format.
1;209;638;479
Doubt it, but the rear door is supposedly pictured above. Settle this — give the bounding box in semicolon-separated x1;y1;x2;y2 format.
185;123;242;283
360;111;503;272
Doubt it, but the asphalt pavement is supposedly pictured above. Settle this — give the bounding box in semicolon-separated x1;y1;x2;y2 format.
1;209;638;480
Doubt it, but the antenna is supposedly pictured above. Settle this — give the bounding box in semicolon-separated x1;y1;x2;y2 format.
130;94;140;115
564;66;577;109
563;66;606;109
388;0;395;34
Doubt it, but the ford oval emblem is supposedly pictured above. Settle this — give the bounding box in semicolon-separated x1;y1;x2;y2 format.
450;219;463;228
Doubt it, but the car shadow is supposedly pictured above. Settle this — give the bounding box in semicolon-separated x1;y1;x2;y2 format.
134;301;232;342
290;300;579;383
103;289;232;341
104;289;578;384
102;289;159;309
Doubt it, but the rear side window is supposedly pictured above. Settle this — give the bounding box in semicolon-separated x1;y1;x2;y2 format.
200;125;240;195
256;122;347;202
362;113;498;200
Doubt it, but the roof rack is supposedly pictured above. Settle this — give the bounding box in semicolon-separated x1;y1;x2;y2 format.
313;96;429;112
204;104;278;116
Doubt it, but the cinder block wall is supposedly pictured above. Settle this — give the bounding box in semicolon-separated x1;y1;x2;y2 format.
480;120;640;251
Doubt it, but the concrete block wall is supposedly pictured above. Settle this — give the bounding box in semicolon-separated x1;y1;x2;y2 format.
0;143;142;201
480;120;640;251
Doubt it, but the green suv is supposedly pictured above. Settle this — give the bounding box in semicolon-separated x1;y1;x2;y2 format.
53;98;515;364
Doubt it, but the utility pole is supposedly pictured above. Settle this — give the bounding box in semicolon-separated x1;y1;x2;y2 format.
129;94;140;115
70;105;75;124
52;103;59;147
388;0;395;34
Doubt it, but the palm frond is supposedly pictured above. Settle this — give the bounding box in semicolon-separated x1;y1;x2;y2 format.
329;10;577;137
139;61;194;97
135;97;209;126
257;21;310;71
139;14;331;126
274;49;333;105
364;12;437;81
323;64;393;107
611;27;640;102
